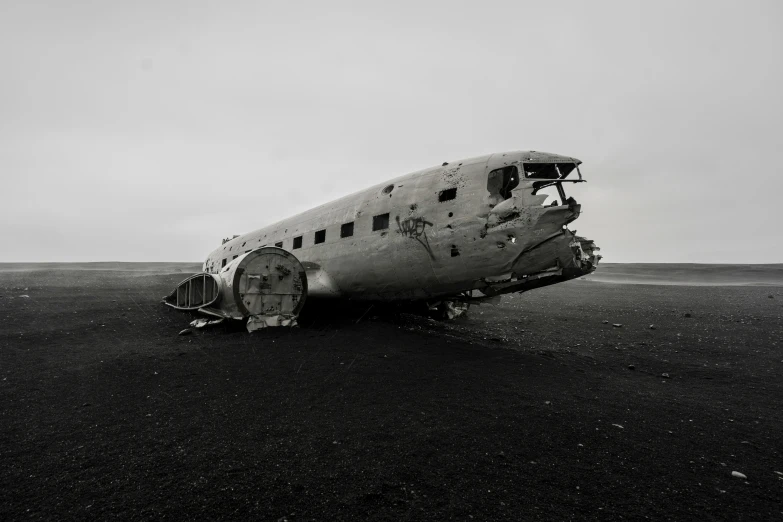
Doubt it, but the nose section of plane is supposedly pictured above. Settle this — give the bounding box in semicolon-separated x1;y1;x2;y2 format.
488;193;581;241
482;171;597;288
508;228;600;277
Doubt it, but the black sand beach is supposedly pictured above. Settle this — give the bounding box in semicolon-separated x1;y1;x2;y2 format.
1;264;782;520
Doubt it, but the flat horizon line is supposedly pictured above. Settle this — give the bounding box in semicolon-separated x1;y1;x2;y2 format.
0;261;782;266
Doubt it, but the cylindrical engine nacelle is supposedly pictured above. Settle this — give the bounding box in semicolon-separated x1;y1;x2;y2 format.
215;247;307;319
164;247;307;322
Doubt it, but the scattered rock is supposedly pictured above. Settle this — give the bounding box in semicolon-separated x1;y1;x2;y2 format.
19;295;29;298
649;324;656;330
661;373;670;379
628;365;635;370
612;424;624;429
684;313;692;318
178;328;192;336
613;324;622;328
774;471;783;476
768;295;774;299
731;471;747;479
602;320;608;324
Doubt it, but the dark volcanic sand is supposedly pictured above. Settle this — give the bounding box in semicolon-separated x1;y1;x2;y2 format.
1;268;782;520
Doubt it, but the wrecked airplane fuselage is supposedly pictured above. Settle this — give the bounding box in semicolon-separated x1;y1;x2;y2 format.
167;150;600;327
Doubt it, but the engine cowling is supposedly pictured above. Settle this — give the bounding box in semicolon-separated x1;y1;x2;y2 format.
164;247;307;326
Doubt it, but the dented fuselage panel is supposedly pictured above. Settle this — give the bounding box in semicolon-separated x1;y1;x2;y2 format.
202;151;600;304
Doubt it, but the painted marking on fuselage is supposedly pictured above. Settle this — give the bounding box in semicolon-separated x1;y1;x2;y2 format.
395;215;436;260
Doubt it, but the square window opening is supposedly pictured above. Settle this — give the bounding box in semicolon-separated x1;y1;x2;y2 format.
314;229;326;244
372;213;390;231
293;236;303;249
340;222;354;238
275;241;283;248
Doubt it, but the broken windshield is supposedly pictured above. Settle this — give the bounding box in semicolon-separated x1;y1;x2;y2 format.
522;162;577;179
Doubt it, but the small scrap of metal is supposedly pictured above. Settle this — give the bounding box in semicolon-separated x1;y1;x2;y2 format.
190;318;225;329
246;314;298;332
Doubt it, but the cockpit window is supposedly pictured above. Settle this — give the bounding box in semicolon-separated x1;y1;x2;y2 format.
487;166;519;201
523;163;577;179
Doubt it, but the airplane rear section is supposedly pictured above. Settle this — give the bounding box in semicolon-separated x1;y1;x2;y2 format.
163;247;307;331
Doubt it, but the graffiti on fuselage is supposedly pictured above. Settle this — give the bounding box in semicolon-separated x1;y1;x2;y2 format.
396;216;435;260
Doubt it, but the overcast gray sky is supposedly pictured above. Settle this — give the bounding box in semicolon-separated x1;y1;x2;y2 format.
1;0;780;263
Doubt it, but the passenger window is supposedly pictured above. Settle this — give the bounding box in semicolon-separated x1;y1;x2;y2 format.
340;222;354;238
372;213;390;231
314;229;326;244
275;241;283;248
293;236;303;249
222;259;227;268
438;188;457;202
233;255;238;260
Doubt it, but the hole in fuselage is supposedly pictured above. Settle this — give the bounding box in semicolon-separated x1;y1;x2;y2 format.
487;166;519;203
439;188;457;202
